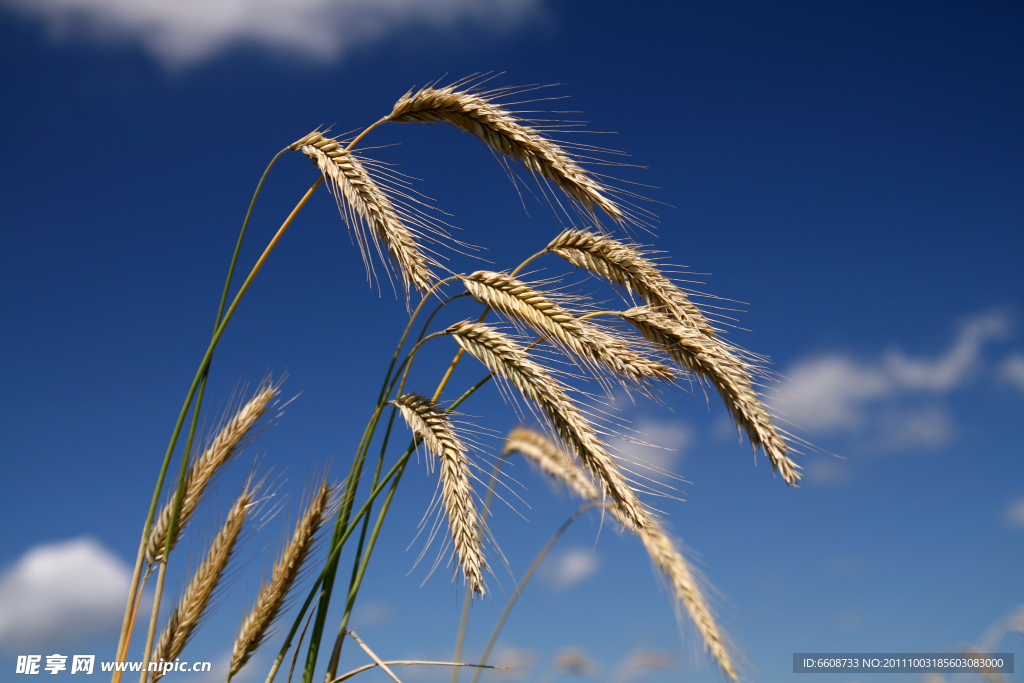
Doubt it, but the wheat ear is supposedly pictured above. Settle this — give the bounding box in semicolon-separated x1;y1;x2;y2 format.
292;130;434;293
445;320;650;530
146;383;278;565
502;427;738;682
619;307;800;485
229;478;332;679
546;229;712;332
387;84;624;222
151;488;250;681
462;270;675;386
392;393;486;596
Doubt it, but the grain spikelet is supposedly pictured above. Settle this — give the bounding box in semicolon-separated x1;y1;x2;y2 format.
619;307;800;485
228;479;332;679
392;393;486;596
387;83;624;222
502;427;738;682
146;383;278;565
462;270;675;386
151;488;250;680
445;320;650;530
294;130;434;293
547;229;712;332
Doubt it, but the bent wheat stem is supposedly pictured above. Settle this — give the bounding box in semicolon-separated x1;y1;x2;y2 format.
114;146;290;681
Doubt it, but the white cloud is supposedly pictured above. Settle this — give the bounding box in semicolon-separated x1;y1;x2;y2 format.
490;648;537;681
609;419;691;479
2;0;544;68
351;599;395;626
608;649;674;683
1005;498;1024;529
778;312;1007;449
541;547;599;590
0;537;134;650
1000;354;1024;394
554;647;600;677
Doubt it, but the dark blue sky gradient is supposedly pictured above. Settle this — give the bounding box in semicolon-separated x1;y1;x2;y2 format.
1;2;1022;682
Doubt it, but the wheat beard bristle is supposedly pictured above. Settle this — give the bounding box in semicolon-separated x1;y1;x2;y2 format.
546;229;713;333
151;489;250;681
146;383;278;566
620;307;800;485
445;320;651;530
387;85;624;222
502;426;738;682
462;270;675;386
393;393;486;596
228;479;332;678
295;130;434;294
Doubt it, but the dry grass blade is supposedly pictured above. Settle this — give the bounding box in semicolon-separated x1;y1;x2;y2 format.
228;478;332;679
146;383;278;565
387;84;624;222
151;487;251;681
445;320;650;530
392;393;486;596
502;427;738;682
619;307;800;485
462;270;675;386
547;229;712;332
294;130;434;293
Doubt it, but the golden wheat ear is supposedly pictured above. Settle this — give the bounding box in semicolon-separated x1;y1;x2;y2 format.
392;393;487;597
228;477;332;679
151;486;252;681
546;228;714;333
387;82;625;223
502;427;740;682
461;270;675;388
292;130;435;296
620;307;801;485
146;381;280;566
445;320;651;530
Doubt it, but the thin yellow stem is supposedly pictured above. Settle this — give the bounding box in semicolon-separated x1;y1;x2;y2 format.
138;175;324;682
346;118;388;152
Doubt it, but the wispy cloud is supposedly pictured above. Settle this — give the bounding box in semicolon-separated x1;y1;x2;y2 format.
541;547;599;590
609;419;691;479
607;649;675;683
1000;354;1024;395
1005;497;1024;529
554;647;600;677
0;537;136;650
490;648;537;681
778;311;1008;451
2;0;544;68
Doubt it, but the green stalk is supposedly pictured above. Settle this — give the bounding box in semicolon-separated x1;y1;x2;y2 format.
112;147;288;681
469;503;602;683
138;174;323;679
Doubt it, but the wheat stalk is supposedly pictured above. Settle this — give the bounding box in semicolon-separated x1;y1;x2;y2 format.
445;320;650;530
619;307;800;485
146;383;278;565
546;229;712;332
229;478;332;679
387;84;624;222
462;270;675;386
502;427;738;682
392;393;487;596
294;130;434;293
151;487;250;681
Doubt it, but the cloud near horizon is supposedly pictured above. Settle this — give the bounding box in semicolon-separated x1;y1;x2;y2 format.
541;547;599;590
777;311;1009;451
2;0;544;68
0;537;136;651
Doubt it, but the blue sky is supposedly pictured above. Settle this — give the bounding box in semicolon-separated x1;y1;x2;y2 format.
1;1;1022;682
